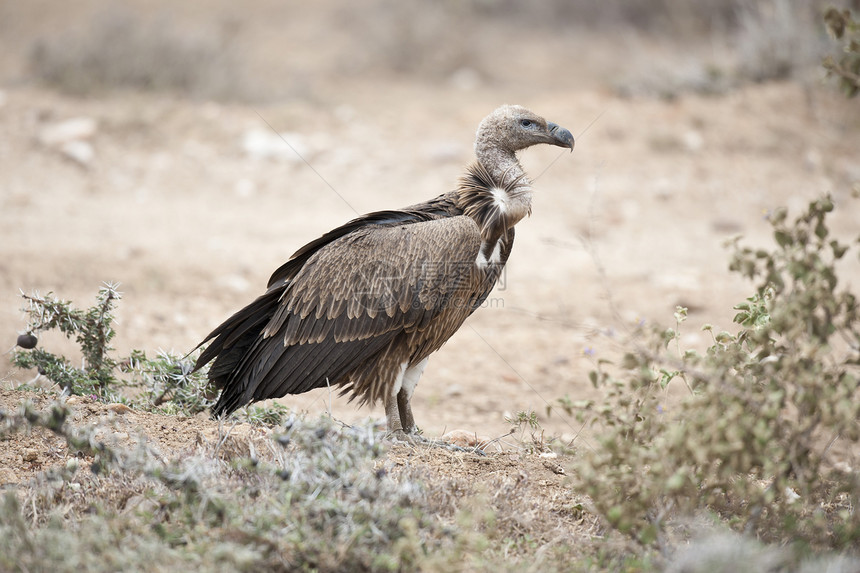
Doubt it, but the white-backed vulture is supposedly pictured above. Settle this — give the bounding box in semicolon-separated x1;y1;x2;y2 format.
193;105;574;438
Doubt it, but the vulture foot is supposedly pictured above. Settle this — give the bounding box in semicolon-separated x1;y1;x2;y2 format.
386;429;423;445
385;430;485;455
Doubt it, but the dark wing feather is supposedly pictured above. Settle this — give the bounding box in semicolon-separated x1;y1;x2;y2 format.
194;199;458;376
266;207;449;289
200;212;484;417
194;288;281;378
265;216;482;345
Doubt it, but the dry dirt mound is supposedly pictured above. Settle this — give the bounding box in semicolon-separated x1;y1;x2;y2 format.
0;389;268;486
0;388;584;530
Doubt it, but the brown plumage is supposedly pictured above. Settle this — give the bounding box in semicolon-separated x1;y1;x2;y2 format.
193;105;574;437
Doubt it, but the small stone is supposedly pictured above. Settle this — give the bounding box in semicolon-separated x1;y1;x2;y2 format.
242;128;308;162
542;460;565;475
682;130;704;152
107;403;133;415
38;117;97;146
60;140;94;166
442;429;488;448
22;449;38;462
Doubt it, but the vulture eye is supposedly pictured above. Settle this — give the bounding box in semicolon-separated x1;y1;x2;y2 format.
520;119;533;128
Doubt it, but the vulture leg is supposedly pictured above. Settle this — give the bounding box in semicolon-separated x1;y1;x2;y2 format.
384;358;428;440
384;392;412;442
397;358;427;434
396;388;415;434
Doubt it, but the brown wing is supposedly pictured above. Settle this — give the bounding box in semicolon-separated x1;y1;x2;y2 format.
202;214;484;416
194;199;458;382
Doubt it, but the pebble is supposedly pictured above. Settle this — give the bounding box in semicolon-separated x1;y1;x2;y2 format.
442;429;489;448
682;129;704;152
60;140;94;166
38;116;97;146
22;449;38;462
542;459;566;475
107;403;133;415
242;128;308;162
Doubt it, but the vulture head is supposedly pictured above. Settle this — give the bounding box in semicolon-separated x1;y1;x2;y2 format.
465;105;574;232
475;105;574;157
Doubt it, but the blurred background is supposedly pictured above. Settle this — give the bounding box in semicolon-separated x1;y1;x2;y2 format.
1;0;858;438
0;0;850;100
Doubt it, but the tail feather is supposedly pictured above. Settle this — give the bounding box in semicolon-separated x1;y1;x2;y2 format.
194;288;284;418
194;289;282;373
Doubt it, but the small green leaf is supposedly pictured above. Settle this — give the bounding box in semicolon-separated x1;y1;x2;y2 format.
774;230;793;248
831;240;848;259
715;331;734;344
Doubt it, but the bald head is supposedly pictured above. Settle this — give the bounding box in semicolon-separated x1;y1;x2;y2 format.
475;105;574;154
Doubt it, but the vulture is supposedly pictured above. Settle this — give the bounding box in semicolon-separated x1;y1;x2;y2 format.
194;105;574;439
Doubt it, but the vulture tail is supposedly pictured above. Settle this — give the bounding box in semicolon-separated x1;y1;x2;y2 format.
193;288;284;411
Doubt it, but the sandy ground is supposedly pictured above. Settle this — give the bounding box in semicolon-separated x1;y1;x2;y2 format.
3;78;858;445
0;387;577;526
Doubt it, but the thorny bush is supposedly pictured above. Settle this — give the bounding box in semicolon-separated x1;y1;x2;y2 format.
11;283;216;416
568;195;860;549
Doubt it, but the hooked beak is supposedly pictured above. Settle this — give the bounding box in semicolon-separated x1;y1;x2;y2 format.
547;122;575;151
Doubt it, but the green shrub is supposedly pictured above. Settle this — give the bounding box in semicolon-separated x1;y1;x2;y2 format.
569;195;860;550
823;7;860;98
13;283;121;396
11;283;214;415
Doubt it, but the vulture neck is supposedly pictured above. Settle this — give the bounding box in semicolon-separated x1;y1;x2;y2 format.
459;145;532;245
475;142;531;196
